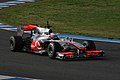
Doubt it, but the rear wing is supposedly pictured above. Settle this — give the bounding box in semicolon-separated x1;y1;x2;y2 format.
17;22;53;36
23;24;38;31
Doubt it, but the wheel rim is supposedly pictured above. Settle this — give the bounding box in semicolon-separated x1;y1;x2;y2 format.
83;42;88;48
48;46;54;56
10;40;14;50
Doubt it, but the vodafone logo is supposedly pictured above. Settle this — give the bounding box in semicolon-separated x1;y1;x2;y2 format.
31;40;41;50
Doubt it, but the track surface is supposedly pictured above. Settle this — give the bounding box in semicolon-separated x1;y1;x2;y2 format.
0;0;12;3
0;29;120;80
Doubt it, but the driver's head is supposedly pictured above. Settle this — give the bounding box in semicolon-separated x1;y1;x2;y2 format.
50;33;59;40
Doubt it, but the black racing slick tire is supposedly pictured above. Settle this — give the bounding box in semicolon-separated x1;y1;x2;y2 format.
10;36;24;51
83;40;96;50
47;42;62;59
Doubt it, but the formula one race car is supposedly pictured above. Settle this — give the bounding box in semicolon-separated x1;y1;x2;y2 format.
9;24;104;60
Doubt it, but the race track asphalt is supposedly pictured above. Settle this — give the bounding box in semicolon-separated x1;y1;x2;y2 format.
0;0;13;3
0;29;120;80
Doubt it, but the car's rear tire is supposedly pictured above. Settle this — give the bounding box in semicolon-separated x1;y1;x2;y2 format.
83;40;96;50
47;42;62;59
10;36;24;51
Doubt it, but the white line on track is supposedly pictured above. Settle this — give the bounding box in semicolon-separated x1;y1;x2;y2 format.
4;1;25;4
0;0;35;9
0;75;41;80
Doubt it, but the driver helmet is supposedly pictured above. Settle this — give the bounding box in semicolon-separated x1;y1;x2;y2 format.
50;33;59;40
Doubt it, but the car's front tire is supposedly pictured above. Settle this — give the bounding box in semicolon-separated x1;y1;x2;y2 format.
83;40;96;50
47;42;62;59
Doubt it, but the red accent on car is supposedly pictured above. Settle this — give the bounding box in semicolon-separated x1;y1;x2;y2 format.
59;52;74;57
23;24;38;31
86;50;103;57
31;40;44;51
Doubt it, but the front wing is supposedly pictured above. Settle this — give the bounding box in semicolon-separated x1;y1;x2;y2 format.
56;50;104;59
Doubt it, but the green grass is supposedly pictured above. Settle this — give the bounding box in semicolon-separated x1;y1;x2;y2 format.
0;0;120;39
